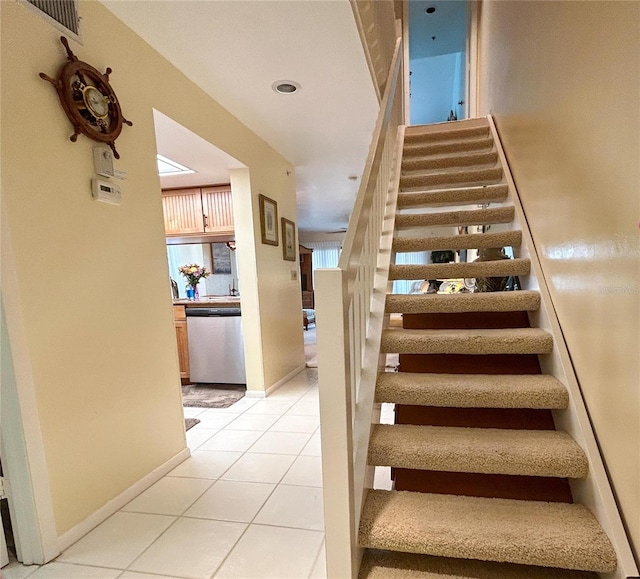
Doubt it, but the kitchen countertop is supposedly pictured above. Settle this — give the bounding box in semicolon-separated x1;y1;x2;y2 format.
173;297;241;308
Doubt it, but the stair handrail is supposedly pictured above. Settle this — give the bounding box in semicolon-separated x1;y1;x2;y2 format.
487;115;639;578
315;34;404;579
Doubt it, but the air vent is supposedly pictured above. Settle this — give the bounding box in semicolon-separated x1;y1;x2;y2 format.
26;0;79;35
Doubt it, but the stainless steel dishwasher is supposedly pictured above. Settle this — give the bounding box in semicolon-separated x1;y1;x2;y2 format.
185;307;246;384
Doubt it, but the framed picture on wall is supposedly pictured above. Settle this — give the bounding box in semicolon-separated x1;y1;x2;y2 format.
282;218;296;261
211;242;232;274
259;194;279;246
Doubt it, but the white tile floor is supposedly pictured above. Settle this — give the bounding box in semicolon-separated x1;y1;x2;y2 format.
3;367;393;579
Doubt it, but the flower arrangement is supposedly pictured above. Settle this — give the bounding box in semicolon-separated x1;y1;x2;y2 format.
178;264;211;288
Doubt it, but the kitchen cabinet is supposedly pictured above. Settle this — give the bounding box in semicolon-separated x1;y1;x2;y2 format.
173;305;190;380
162;186;234;236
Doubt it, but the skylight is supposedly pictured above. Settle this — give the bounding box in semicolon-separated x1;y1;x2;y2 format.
157;154;195;176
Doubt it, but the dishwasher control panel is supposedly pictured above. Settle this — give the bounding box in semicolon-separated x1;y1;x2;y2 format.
185;308;241;317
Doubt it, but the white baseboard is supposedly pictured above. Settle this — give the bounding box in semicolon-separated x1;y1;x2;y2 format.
56;447;191;553
246;363;307;398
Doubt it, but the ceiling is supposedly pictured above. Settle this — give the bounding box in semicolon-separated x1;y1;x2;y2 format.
409;1;468;60
100;0;379;233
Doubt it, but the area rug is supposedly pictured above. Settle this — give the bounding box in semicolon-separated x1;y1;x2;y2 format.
182;383;246;408
184;418;200;431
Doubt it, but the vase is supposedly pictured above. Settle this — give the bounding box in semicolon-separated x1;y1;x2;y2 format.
193;285;199;300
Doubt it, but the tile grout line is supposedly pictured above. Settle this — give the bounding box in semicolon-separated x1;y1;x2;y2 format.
308;537;327;579
11;370;322;579
210;387;323;577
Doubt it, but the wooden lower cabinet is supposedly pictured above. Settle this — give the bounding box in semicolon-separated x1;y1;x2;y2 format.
173;306;190;380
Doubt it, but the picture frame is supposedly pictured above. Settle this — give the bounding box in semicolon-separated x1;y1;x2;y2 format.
281;218;296;261
211;242;232;274
259;194;279;246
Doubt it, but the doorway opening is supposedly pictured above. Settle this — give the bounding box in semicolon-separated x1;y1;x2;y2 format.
152;110;250;411
407;0;469;125
1;459;14;568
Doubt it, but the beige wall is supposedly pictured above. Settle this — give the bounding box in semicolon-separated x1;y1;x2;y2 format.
1;0;303;536
478;0;640;553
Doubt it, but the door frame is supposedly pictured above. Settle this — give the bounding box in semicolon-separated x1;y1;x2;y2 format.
402;0;480;125
466;0;481;118
1;241;59;565
402;0;411;124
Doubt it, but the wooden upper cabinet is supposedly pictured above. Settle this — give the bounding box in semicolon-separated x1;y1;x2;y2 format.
161;186;234;236
162;189;205;234
201;186;234;234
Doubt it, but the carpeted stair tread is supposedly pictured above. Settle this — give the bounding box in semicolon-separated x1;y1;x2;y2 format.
385;291;540;314
395;206;514;229
381;327;553;355
359;490;617;572
368;424;588;478
401;168;503;191
389;259;530;280
375;372;569;409
404;125;489;143
402;151;498;173
359;550;600;579
397;184;508;207
403;136;494;159
393;230;521;252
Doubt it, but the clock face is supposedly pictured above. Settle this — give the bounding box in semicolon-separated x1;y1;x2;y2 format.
83;86;109;119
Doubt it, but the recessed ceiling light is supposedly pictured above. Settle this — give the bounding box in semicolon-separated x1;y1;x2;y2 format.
272;80;301;94
426;6;436;14
156;154;195;176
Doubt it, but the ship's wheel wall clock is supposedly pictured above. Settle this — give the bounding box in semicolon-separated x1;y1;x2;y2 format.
40;36;132;159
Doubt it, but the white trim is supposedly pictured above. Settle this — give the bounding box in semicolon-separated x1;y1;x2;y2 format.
402;0;410;124
1;218;59;565
246;363;307;399
488;115;639;579
466;0;480;118
57;447;190;553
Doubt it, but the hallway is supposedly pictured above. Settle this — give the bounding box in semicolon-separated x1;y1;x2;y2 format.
3;369;327;579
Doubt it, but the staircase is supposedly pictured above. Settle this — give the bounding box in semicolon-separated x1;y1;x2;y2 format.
357;119;619;578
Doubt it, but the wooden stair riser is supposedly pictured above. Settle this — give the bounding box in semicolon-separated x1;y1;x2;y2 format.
401;311;530;330
395;405;557;431
394;206;514;229
392;470;574;503
398;353;542;374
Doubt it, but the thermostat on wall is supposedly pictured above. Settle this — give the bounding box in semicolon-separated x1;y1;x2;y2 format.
92;178;122;205
93;146;115;177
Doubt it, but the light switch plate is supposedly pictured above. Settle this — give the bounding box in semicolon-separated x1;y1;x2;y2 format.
291;270;298;281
